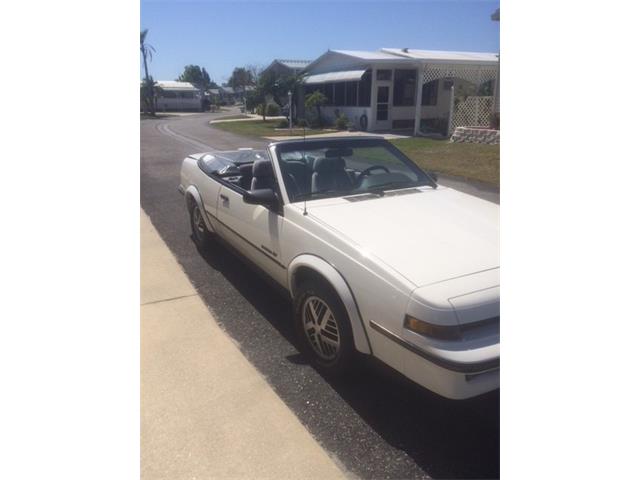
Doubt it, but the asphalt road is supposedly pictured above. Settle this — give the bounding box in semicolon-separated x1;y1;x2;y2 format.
140;111;500;479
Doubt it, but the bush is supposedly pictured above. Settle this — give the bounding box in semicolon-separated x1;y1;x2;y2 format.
296;119;309;128
255;103;281;117
266;103;281;116
277;119;289;128
335;113;349;130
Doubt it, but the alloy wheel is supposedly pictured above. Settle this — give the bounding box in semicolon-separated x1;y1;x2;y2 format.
192;206;206;239
302;296;341;360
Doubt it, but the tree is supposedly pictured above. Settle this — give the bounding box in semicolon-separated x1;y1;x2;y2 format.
228;67;255;98
140;29;156;115
491;8;500;21
140;76;162;114
251;71;275;121
305;90;328;127
276;73;306;121
177;65;215;89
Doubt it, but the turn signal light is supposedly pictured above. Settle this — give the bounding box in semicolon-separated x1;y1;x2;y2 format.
404;315;460;340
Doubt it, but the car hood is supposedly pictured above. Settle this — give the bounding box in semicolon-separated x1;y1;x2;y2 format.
306;186;499;287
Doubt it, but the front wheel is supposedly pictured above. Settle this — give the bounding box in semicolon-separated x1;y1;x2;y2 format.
189;203;214;249
294;281;355;375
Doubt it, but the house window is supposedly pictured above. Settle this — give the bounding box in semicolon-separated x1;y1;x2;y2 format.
180;91;195;99
345;81;357;106
334;82;346;106
421;79;439;106
357;70;371;106
376;69;392;81
393;69;416;106
323;83;334;105
161;91;177;99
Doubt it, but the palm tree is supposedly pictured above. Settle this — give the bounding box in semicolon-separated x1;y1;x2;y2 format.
140;29;156;115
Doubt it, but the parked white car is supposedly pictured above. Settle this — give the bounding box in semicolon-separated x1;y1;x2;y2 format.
179;137;499;399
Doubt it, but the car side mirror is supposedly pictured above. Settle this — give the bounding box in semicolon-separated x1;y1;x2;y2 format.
243;188;279;208
427;171;438;182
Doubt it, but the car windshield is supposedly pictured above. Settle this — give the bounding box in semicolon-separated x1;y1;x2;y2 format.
275;138;436;202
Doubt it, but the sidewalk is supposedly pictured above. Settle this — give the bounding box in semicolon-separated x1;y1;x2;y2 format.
140;210;346;480
209;113;287;123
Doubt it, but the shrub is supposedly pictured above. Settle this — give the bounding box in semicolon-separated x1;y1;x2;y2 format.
256;103;281;117
266;104;281;116
304;91;328;128
277;119;289;128
335;113;349;130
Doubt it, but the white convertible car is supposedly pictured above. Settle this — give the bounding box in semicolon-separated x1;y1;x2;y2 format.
179;137;499;399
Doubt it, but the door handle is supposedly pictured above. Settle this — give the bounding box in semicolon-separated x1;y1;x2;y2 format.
220;194;229;202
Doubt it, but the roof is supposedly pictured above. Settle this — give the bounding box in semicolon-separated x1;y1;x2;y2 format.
274;59;311;69
380;48;499;63
304;69;366;84
153;80;199;91
305;48;499;72
332;50;401;61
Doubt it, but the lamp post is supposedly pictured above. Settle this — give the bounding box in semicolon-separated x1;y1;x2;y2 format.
288;90;293;133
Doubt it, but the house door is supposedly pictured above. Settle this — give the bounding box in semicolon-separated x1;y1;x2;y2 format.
375;85;391;130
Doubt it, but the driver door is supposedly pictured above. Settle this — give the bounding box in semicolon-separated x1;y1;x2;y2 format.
215;173;287;287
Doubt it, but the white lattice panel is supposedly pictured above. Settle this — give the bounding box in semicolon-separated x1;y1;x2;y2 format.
422;64;497;87
452;96;494;129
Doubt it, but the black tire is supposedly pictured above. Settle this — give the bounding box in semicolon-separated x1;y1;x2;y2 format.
294;280;355;375
189;202;214;249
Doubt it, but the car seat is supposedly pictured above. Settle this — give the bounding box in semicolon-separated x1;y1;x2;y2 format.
251;159;276;190
311;157;353;193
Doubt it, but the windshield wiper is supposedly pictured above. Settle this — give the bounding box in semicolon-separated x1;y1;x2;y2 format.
364;181;416;194
366;179;436;194
293;188;353;201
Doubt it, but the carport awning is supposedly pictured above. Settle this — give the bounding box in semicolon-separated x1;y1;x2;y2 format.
303;69;366;84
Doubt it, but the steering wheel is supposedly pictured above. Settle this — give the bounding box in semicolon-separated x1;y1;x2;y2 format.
359;165;390;177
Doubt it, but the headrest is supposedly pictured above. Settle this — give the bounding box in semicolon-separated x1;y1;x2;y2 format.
313;156;346;173
238;163;254;175
252;159;274;178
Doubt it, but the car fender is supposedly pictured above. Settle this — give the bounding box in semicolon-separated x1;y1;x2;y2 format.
288;254;372;355
184;185;216;232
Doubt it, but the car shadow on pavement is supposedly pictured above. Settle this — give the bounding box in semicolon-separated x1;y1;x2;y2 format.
195;235;499;479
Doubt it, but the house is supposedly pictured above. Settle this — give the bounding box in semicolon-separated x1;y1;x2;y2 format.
262;59;311;78
217;85;255;105
260;59;312;114
299;48;499;135
152;81;205;112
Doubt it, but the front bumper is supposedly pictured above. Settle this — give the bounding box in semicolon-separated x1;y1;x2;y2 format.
369;320;499;399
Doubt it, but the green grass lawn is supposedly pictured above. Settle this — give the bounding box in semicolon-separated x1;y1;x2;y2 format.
210;120;499;187
210;119;337;138
390;138;499;187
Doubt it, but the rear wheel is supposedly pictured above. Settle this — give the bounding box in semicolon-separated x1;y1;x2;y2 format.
294;280;354;375
189;203;214;249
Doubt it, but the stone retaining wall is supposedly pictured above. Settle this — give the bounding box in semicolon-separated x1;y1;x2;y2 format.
450;127;500;145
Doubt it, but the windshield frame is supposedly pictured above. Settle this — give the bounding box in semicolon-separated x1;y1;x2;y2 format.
272;137;437;203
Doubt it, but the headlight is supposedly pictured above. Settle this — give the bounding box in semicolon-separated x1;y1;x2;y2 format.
403;315;460;340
